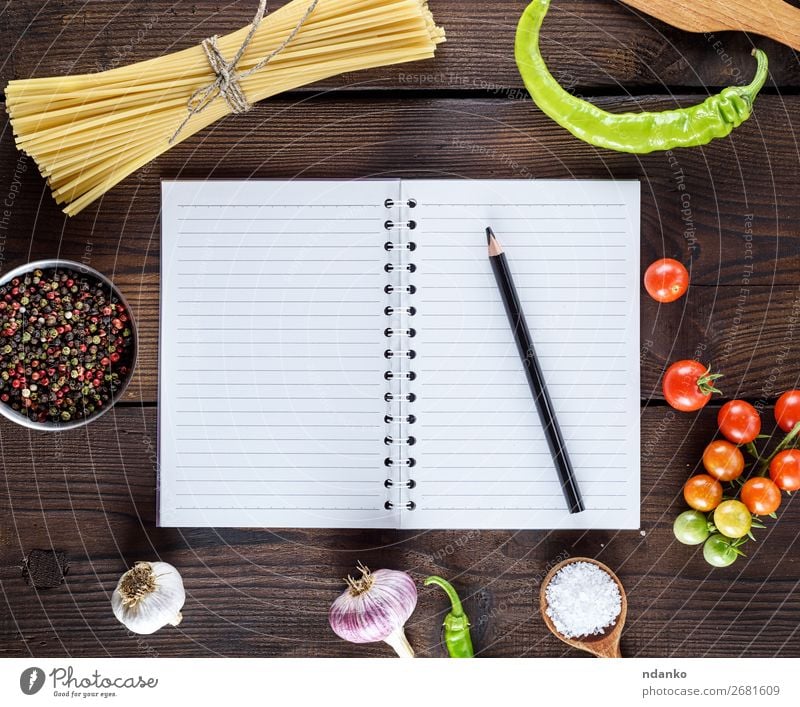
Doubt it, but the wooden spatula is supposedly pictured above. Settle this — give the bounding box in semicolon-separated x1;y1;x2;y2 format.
620;0;800;50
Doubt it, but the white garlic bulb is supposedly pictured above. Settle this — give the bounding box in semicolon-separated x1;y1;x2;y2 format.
111;561;185;635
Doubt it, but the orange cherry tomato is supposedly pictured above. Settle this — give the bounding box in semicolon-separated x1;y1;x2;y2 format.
775;390;800;433
644;258;689;303
769;449;800;492
717;400;761;445
702;440;745;482
683;474;723;512
740;477;782;516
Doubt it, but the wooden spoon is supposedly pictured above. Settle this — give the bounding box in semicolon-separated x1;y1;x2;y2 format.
540;557;627;658
620;0;800;51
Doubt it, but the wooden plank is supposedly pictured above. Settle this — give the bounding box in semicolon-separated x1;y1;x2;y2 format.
106;278;800;404
1;95;799;402
0;266;796;405
2;95;799;288
2;0;799;89
1;406;798;657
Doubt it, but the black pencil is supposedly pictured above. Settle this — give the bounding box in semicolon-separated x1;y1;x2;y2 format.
486;227;584;514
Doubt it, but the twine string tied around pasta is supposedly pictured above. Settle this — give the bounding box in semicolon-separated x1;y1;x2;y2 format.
170;0;319;143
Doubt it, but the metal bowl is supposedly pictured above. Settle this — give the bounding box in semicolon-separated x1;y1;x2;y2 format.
0;259;138;431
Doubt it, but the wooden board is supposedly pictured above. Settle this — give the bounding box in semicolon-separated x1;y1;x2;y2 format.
2;406;799;658
2;95;799;403
3;95;799;289
2;0;800;89
1;0;799;660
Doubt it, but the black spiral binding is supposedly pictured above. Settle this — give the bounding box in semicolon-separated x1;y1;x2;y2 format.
383;196;417;512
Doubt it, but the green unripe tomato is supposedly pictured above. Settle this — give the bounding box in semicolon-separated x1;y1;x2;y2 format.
703;534;738;568
673;510;710;545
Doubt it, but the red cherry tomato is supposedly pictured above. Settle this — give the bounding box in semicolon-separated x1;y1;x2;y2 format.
717;400;761;445
644;258;689;303
775;390;800;433
769;449;800;492
740;477;782;516
683;474;723;512
662;360;723;412
702;440;745;482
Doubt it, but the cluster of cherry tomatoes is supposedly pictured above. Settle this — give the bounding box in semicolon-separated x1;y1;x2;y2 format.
674;391;800;567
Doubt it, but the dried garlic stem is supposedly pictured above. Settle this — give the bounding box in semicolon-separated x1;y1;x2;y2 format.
383;628;415;658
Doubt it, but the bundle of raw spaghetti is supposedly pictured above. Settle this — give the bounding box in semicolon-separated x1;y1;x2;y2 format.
4;0;445;216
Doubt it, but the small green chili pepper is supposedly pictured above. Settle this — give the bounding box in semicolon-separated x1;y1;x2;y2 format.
424;575;474;658
515;0;769;154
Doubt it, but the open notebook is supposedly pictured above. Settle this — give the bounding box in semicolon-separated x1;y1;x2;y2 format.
160;179;640;529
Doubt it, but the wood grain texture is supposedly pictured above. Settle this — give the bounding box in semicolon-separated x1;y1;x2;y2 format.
2;95;799;289
1;0;799;661
2;95;799;403
2;0;800;90
80;278;800;404
1;407;799;658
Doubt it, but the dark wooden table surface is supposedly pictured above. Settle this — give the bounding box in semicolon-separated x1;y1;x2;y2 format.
1;0;799;658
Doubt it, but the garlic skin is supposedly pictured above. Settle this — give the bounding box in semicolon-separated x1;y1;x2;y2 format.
329;563;417;657
111;561;185;635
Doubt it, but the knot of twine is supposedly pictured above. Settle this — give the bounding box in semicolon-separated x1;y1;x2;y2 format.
170;0;319;143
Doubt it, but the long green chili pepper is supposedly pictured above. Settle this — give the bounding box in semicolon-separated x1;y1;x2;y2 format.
515;0;769;154
424;576;474;658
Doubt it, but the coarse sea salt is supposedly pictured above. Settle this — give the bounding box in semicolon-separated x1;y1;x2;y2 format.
545;561;621;639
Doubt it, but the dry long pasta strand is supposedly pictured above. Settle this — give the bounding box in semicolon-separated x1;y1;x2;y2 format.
29;41;432;173
6;0;424;92
15;34;433;150
10;31;438;149
8;24;434;121
6;2;440;103
6;0;444;215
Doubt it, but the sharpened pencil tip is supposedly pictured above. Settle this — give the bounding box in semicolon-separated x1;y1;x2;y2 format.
486;227;503;256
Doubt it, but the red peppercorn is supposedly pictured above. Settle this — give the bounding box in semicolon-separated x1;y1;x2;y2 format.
110;352;120;363
100;357;110;367
111;318;122;330
93;379;102;388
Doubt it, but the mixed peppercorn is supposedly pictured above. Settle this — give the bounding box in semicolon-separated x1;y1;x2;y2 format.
0;266;134;425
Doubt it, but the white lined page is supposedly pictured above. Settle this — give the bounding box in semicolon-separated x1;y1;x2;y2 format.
159;180;398;528
403;180;640;529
